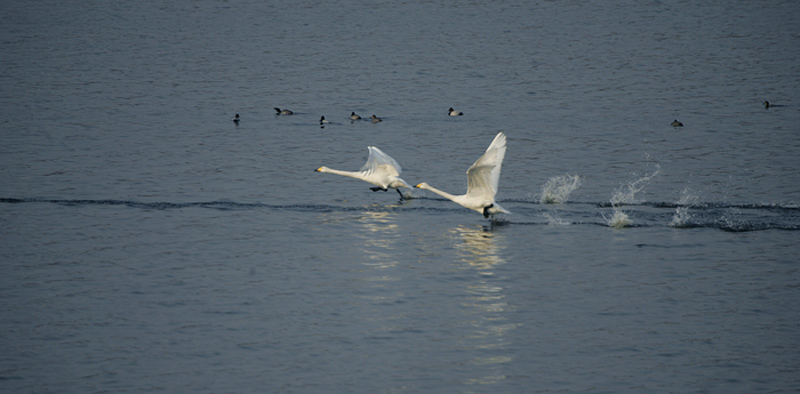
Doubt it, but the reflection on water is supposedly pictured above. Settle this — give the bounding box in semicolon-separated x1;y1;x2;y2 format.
451;224;506;271
355;209;401;269
450;225;519;386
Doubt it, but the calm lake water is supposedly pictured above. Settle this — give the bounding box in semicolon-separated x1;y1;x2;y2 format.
2;1;799;393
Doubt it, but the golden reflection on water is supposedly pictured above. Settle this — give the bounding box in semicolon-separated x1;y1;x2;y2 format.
351;216;520;386
450;224;520;386
451;224;506;271
355;210;401;269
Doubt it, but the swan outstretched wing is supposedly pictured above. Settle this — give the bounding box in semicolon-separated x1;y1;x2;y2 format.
465;132;506;200
361;146;402;177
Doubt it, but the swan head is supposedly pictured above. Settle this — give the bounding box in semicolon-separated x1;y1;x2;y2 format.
315;166;329;173
415;182;430;189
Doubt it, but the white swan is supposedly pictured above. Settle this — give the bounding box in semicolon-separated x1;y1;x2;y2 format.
416;132;510;218
316;146;412;198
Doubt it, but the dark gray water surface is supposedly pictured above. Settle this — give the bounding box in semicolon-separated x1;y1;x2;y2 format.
2;1;799;393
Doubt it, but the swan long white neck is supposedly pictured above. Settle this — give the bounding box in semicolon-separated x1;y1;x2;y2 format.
418;183;462;203
318;167;363;180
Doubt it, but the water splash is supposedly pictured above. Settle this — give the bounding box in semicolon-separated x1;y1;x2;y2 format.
604;164;661;228
670;188;699;228
609;164;660;207
542;212;570;225
606;210;633;228
540;174;582;204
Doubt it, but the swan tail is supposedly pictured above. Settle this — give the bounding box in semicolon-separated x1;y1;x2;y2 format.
484;203;511;218
493;203;511;215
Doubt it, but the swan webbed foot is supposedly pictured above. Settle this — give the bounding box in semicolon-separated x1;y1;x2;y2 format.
483;204;494;218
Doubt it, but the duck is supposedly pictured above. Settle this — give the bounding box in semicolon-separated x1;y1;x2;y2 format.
671;119;683;127
448;107;463;116
371;115;382;123
274;107;294;115
320;116;329;125
232;114;240;123
350;112;361;120
763;101;770;109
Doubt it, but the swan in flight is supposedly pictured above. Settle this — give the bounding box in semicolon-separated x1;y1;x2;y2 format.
316;146;412;198
415;132;510;218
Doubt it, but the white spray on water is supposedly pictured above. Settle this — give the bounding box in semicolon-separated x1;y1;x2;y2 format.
540;174;582;204
542;212;571;225
540;174;582;225
670;188;698;228
604;164;660;228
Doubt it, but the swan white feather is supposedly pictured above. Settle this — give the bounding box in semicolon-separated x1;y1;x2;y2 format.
416;132;510;218
316;146;412;198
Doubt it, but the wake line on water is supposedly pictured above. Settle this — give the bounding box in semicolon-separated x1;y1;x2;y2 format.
0;198;340;212
508;220;800;232
4;197;798;212
507;199;800;212
3;197;799;212
5;197;795;211
2;197;798;231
